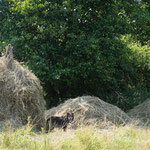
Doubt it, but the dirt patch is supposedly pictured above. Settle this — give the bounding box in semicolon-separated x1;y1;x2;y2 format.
46;96;131;128
0;44;46;129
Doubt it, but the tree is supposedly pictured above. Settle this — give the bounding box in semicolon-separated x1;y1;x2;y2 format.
0;0;150;110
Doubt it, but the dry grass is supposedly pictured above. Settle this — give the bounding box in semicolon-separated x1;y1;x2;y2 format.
0;46;46;129
1;122;150;150
128;98;150;126
46;96;131;129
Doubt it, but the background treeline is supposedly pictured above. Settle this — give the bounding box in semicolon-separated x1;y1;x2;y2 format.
0;0;150;111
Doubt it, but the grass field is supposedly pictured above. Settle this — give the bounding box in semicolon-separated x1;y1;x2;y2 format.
1;123;150;150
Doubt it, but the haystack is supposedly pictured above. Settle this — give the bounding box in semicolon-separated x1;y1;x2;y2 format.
128;98;150;125
0;44;46;129
46;96;131;128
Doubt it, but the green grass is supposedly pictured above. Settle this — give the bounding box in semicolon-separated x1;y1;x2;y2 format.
0;124;150;150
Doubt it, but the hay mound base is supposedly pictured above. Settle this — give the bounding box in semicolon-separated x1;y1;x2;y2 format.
0;45;46;129
128;98;150;125
46;96;131;128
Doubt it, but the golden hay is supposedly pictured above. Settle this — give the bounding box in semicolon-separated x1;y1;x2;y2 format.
46;96;131;129
128;98;150;125
0;45;46;129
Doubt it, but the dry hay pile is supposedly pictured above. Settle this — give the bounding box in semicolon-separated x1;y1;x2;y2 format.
46;96;131;128
128;98;150;125
0;44;46;129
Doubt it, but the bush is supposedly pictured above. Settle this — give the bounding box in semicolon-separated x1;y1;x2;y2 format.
0;0;150;110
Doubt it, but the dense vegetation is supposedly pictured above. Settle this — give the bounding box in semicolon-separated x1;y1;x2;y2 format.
0;0;150;110
1;124;150;150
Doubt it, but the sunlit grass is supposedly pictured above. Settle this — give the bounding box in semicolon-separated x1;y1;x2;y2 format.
0;123;150;150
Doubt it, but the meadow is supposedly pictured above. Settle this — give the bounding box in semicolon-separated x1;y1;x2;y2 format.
1;123;150;150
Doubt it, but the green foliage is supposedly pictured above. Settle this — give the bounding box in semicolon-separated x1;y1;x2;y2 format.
1;125;150;150
130;2;150;45
117;0;150;45
61;126;149;150
76;128;102;150
1;118;53;150
0;0;150;110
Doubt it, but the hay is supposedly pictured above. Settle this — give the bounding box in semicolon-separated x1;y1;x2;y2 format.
0;44;46;129
46;96;131;129
128;98;150;125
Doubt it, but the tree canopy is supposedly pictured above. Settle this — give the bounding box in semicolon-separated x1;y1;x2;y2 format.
0;0;150;110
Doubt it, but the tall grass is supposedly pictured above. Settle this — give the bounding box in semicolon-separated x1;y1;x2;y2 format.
0;123;150;150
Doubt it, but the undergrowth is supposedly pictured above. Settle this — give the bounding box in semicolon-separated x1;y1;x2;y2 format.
0;123;150;150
